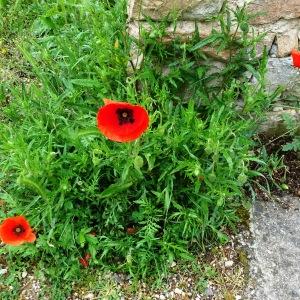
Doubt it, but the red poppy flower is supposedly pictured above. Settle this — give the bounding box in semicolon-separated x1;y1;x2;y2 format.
97;99;149;142
291;49;300;68
0;216;36;246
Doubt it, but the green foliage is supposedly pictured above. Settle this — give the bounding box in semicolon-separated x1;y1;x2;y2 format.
282;138;300;152
282;113;300;152
0;0;273;296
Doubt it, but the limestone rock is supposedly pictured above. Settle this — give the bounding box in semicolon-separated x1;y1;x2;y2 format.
259;109;300;136
252;29;276;57
246;0;300;25
127;20;215;42
182;0;224;20
277;29;299;58
127;43;144;73
264;57;300;96
128;0;225;21
253;18;300;58
255;57;300;135
228;0;254;9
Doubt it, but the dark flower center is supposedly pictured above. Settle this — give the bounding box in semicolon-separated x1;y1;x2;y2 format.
116;108;135;125
14;225;25;236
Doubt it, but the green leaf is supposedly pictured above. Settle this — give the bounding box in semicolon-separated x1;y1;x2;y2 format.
17;177;49;202
164;187;171;212
244;63;260;81
99;182;133;199
76;128;101;137
282;138;300;152
70;79;101;88
190;34;222;51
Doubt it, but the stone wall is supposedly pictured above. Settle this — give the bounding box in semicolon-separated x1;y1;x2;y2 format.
128;0;300;58
128;0;224;21
127;0;300;136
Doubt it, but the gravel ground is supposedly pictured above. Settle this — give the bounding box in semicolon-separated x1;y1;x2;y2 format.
0;230;249;300
12;234;249;300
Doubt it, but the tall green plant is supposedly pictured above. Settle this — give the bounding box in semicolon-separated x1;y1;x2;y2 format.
0;0;273;296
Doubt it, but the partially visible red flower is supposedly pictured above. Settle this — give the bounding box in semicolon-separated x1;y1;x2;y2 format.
0;216;36;246
291;49;300;68
79;257;89;268
79;253;91;268
126;227;137;235
97;98;149;143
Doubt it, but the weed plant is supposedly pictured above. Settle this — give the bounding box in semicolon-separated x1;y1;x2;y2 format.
0;0;274;297
281;114;300;152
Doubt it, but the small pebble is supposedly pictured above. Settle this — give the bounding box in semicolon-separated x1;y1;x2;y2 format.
272;106;283;112
225;260;234;268
236;295;242;300
159;295;166;300
205;287;214;296
174;288;183;295
22;271;28;278
0;268;8;275
83;293;94;299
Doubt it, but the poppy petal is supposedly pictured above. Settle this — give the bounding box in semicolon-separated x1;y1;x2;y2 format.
79;257;89;268
26;232;36;243
97;100;149;142
291;49;300;68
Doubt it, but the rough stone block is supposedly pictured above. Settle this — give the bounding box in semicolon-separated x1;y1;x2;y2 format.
246;0;300;25
264;57;300;96
277;29;299;58
128;0;225;21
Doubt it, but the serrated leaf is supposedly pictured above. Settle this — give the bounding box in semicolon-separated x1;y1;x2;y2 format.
282;138;300;152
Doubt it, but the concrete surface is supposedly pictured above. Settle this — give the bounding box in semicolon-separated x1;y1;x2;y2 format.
247;195;300;300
